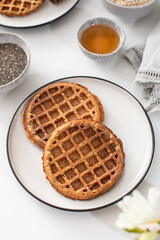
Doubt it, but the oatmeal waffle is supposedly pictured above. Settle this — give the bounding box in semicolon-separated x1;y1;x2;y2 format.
23;82;104;149
43;120;125;200
0;0;44;17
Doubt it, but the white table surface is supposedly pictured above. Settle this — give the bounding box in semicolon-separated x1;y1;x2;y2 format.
0;0;160;239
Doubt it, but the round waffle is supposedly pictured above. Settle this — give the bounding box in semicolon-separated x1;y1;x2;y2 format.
23;82;104;149
43;120;125;200
0;0;44;17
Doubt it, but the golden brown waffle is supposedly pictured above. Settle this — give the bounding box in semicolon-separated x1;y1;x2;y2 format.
43;120;125;200
23;82;104;149
0;0;44;17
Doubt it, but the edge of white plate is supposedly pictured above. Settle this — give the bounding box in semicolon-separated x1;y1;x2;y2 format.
0;0;79;29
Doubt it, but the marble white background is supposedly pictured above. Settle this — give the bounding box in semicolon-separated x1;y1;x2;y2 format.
0;0;160;239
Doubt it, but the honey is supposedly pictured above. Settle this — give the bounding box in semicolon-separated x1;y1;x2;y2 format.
80;24;120;55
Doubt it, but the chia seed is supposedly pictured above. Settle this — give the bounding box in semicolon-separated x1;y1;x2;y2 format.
0;43;27;86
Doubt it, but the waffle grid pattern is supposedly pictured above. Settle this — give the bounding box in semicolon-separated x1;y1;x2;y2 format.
26;83;103;147
44;121;124;199
0;0;44;16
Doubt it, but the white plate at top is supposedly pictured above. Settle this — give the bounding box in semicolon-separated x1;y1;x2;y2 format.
0;0;79;28
7;76;154;211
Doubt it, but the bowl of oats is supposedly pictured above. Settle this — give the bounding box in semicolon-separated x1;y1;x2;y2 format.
103;0;157;19
0;32;31;94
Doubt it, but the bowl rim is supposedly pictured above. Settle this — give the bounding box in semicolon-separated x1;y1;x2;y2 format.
0;32;31;89
77;17;126;58
103;0;157;9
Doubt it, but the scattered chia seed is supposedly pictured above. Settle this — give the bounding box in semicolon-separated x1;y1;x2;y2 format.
0;43;27;86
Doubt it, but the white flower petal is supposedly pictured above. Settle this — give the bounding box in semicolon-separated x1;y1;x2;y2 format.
130;233;141;240
115;188;160;230
139;223;160;232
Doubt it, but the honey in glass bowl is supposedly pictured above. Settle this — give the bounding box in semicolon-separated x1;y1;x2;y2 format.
80;24;120;55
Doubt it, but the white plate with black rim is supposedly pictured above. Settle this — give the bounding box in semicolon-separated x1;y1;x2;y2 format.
7;76;154;211
0;0;79;28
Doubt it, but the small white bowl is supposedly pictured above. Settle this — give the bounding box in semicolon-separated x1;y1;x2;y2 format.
77;17;125;61
0;32;31;94
103;0;157;20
